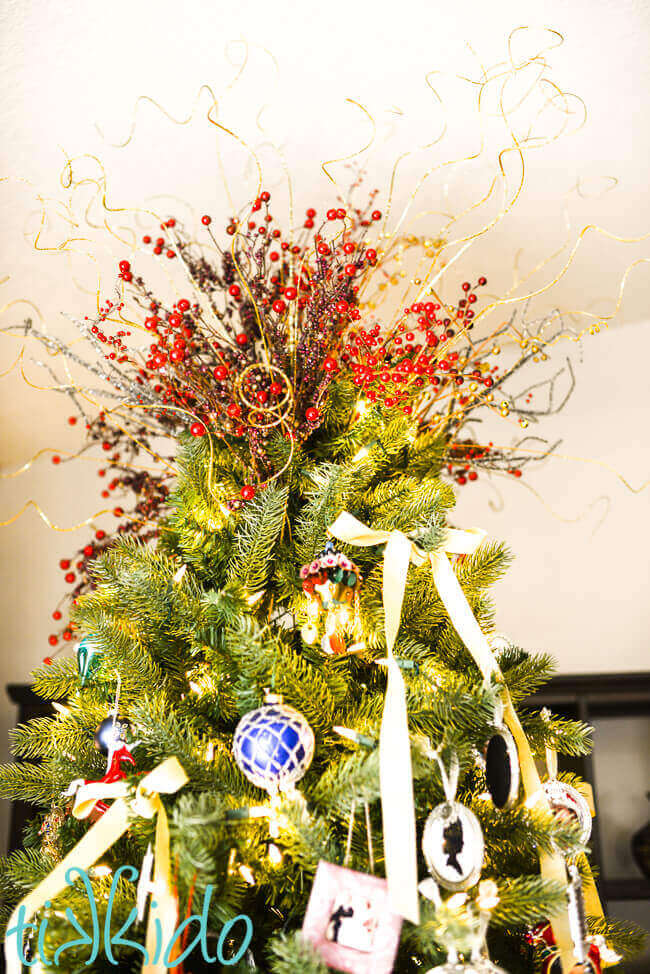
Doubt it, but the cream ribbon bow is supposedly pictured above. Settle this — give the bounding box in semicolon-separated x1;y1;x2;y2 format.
330;512;597;972
5;757;188;974
329;511;433;924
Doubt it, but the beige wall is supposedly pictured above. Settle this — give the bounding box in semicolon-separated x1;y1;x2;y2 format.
453;317;650;675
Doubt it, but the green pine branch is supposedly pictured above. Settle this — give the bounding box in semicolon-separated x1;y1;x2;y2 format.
268;932;329;974
227;484;289;592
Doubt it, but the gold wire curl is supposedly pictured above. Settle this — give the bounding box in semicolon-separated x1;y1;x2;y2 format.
321;99;377;187
0;502;157;533
234;363;294;431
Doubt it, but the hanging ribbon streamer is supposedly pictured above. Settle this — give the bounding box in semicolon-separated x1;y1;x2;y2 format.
330;514;421;923
4;757;188;974
330;512;605;972
427;529;605;968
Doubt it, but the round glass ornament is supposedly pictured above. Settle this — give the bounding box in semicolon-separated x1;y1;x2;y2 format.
94;715;132;756
233;702;315;793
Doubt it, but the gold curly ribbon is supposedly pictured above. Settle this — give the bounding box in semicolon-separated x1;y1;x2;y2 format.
4;757;188;974
0;500;115;531
329;512;605;970
321;98;376;186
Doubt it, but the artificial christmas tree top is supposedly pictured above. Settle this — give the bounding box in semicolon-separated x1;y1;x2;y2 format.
0;29;647;971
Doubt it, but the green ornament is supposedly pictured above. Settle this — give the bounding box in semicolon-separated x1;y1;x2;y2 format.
76;636;103;686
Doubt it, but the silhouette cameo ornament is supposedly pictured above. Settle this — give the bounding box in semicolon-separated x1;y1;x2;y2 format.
422;801;485;892
422;746;484;892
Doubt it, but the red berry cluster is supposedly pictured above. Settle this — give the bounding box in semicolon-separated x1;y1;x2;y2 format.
339;279;490;414
45;404;172;653
140;219;178;258
96;193;384;476
83;296;131;366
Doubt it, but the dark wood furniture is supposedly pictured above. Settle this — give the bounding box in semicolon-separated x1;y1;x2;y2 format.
5;683;57;853
529;672;650;910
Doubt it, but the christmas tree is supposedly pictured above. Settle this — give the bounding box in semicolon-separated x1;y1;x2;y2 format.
0;192;644;974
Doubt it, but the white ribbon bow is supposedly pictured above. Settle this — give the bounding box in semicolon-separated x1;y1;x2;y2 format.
329;513;486;923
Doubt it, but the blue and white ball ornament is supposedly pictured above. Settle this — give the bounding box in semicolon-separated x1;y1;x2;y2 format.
233;703;315;793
